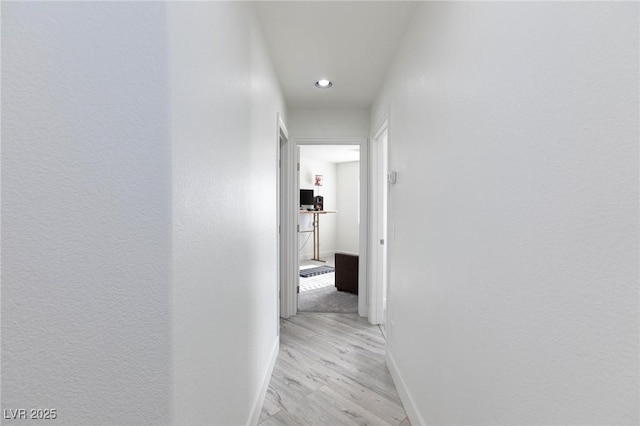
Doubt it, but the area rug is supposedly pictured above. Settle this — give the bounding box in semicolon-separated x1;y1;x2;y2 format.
299;265;334;278
299;272;334;292
298;286;357;313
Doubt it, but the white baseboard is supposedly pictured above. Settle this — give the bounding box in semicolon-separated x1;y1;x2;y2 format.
247;338;279;426
387;349;425;426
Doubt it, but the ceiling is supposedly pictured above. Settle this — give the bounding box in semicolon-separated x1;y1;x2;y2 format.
254;1;418;110
300;145;360;164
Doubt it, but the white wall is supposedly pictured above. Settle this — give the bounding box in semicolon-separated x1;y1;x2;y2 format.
2;3;171;424
169;3;285;425
298;155;337;259
372;2;639;425
288;109;369;138
2;2;285;425
336;162;360;255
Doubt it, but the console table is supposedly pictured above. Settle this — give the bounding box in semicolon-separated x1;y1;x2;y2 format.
299;210;337;262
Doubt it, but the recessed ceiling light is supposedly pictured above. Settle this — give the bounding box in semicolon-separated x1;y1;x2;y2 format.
315;79;333;89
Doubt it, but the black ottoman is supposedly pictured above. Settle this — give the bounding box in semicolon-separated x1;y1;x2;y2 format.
335;253;358;294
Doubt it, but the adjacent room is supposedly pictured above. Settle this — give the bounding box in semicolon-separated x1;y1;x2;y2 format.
298;145;360;313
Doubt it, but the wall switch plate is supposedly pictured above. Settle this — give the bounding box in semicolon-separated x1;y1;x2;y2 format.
387;171;397;184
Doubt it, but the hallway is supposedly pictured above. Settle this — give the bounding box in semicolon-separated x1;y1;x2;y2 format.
259;314;409;426
2;2;637;424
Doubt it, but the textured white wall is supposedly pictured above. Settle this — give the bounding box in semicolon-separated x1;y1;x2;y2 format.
3;2;285;425
169;3;285;424
299;155;337;259
336;162;360;255
288;109;369;138
372;2;639;425
2;3;171;424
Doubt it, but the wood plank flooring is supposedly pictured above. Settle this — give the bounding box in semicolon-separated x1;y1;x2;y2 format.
259;313;410;426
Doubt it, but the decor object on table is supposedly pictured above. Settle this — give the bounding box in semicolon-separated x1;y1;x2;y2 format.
314;174;324;210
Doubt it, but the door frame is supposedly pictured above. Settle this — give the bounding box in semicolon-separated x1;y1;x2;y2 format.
282;136;369;318
369;115;389;325
277;114;296;319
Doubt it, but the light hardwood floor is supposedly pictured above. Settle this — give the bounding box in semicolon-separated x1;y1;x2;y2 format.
259;313;411;426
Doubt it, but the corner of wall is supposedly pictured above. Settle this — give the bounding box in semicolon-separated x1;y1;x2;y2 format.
247;339;279;426
386;350;426;426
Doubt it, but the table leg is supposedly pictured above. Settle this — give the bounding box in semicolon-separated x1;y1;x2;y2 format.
312;213;325;262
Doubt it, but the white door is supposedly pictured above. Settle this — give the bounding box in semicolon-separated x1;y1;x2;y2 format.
278;132;286;327
277;116;296;319
295;146;301;309
378;131;389;331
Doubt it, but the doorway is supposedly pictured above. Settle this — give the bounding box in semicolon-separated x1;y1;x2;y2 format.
280;137;368;319
297;145;360;313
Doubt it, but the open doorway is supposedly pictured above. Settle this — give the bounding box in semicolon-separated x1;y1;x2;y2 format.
280;136;367;319
297;145;360;313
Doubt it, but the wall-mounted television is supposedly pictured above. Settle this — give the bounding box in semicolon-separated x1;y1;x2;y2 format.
300;189;314;208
